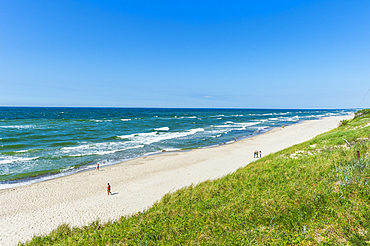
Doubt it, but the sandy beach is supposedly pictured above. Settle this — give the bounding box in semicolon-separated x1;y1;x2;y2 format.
0;114;353;246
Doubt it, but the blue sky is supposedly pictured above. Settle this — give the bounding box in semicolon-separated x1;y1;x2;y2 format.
1;0;369;109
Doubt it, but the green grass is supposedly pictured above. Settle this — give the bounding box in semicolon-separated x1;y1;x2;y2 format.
22;110;370;245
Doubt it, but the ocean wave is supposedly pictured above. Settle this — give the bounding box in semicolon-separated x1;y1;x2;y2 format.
214;121;261;130
90;120;113;122
234;122;261;127
160;147;181;152
155;127;170;131
0;156;39;165
61;142;145;157
16;150;31;153
0;125;35;129
284;116;300;121
118;128;205;145
121;119;131;121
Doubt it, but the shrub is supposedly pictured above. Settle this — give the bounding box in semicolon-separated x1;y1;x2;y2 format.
355;109;370;119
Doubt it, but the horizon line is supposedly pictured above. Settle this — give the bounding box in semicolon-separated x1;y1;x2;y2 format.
0;105;358;110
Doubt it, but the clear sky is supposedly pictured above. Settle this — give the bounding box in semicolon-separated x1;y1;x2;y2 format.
1;0;369;109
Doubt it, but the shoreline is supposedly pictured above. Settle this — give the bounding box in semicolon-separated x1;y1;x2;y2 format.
0;122;272;190
0;114;353;246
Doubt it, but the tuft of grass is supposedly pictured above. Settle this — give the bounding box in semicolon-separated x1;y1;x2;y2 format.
21;110;370;245
339;119;350;127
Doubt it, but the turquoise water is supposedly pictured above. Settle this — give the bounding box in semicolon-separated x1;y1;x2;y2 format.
0;107;353;189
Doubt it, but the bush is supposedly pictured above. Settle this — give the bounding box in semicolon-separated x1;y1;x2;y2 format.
355;109;370;119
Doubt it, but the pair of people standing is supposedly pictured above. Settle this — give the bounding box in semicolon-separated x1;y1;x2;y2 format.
254;150;262;158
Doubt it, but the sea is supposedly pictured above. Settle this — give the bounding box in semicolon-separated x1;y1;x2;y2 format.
0;107;354;189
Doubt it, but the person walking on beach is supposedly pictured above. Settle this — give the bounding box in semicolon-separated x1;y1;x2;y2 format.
254;151;258;158
259;151;262;158
107;183;112;195
96;163;99;171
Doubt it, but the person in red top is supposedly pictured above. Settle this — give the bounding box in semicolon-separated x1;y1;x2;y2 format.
107;183;112;195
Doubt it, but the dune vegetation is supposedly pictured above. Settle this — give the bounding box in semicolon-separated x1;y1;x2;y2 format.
22;109;370;245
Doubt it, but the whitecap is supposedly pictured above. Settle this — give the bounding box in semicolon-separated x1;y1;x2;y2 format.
0;125;35;129
155;127;170;131
0;156;39;165
15;150;29;153
61;142;145;157
118;128;205;145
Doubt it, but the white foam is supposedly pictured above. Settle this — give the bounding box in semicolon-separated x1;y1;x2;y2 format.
214;125;230;128
15;150;29;153
214;121;260;130
0;156;39;165
121;119;131;121
284;116;300;121
61;142;145;157
234;122;261;127
161;147;181;152
0;125;35;129
118;128;205;145
155;127;170;131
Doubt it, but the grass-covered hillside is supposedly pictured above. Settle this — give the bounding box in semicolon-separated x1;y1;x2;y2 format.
23;109;370;245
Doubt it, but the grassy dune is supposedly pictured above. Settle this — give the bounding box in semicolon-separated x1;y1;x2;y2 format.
22;109;370;245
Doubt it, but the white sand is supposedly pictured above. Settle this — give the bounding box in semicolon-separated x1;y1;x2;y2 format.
0;114;352;245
